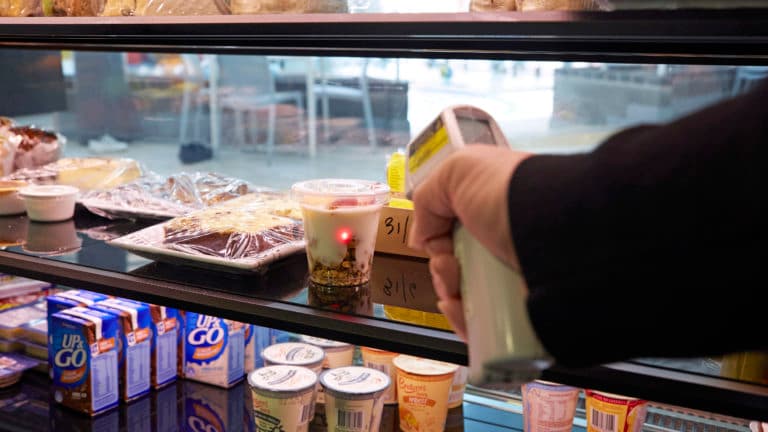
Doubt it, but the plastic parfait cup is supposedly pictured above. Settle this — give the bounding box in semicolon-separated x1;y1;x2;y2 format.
360;347;399;404
299;335;355;369
521;380;580;432
291;179;390;287
320;366;391;432
585;389;648;432
392;355;458;432
248;365;318;432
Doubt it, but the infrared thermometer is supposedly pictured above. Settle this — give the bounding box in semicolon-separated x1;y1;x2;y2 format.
405;106;551;388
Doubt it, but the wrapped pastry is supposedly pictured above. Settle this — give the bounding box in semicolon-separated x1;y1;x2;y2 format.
135;0;228;15
7;126;63;172
5;157;142;191
515;0;602;10
0;0;43;16
50;0;104;15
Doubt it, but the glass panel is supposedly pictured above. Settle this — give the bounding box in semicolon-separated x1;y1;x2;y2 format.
0;48;766;389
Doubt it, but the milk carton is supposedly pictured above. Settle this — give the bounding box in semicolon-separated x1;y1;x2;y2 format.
90;298;152;402
51;307;119;416
149;305;181;389
47;290;110;355
184;313;245;388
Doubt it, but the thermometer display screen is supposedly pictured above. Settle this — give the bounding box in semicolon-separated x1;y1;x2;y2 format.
457;116;495;145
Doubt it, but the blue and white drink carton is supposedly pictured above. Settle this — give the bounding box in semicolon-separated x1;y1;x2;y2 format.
90;298;152;402
51;307;119;416
184;313;245;388
148;305;180;389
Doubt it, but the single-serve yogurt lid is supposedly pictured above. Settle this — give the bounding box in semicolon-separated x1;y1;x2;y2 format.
320;366;390;396
300;335;351;349
19;185;79;199
392;355;459;376
248;365;318;394
291;179;390;208
262;342;325;367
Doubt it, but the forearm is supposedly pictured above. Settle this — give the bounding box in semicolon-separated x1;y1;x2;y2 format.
509;84;768;367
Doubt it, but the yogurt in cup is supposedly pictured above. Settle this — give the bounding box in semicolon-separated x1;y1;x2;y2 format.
262;342;325;416
360;347;399;404
392;355;458;432
585;390;648;432
248;365;318;432
319;366;390;432
18;185;79;222
299;335;354;369
521;380;580;432
291;179;390;287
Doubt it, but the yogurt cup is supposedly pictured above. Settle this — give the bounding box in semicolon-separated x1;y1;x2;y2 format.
585;390;648;432
0;181;28;216
392;355;458;432
291;179;389;287
299;335;354;369
360;347;399;404
447;366;468;409
319;366;390;432
18;185;78;222
262;342;325;373
521;380;580;432
248;365;318;432
262;342;325;416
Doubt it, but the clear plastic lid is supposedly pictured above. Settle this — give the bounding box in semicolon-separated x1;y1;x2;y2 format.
248;365;318;393
320;366;390;395
19;185;78;199
290;179;390;209
262;342;325;366
392;355;459;376
299;335;351;348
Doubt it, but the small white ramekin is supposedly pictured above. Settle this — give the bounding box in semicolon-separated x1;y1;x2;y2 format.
18;185;79;222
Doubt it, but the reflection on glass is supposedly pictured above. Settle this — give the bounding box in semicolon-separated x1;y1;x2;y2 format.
307;280;373;315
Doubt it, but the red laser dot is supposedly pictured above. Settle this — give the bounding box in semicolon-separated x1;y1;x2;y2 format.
338;229;351;244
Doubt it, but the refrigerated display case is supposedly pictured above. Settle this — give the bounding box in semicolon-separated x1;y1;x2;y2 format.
0;6;766;431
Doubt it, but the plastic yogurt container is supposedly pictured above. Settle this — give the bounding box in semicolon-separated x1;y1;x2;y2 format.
18;185;79;222
585;389;648;432
392;355;458;432
291;179;389;287
299;335;354;369
320;366;391;432
521;380;580;432
248;365;318;432
360;347;399;404
262;342;325;414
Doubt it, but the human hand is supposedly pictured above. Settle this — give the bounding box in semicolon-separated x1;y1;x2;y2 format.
408;145;532;340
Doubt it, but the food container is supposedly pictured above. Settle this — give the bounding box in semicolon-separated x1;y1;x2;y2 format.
248;365;318;432
23;219;82;256
291;179;390;287
300;335;354;369
21;339;47;360
0;338;23;353
360;347;399;404
585;390;648;432
521;380;580;432
319;366;391;432
18;185;79;222
447;366;468;409
262;342;325;410
392;355;458;432
0;180;29;216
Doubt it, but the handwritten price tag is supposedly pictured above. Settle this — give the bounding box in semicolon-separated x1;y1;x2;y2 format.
375;206;428;259
371;255;437;313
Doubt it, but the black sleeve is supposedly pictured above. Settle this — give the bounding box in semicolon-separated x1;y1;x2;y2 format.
508;82;768;368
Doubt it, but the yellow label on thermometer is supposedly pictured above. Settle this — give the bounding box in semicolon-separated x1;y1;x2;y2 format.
408;126;449;174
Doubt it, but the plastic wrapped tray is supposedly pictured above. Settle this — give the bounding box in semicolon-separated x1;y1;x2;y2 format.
596;0;768;9
4;157;143;192
80;172;260;221
19;319;46;346
109;193;305;273
0;302;46;340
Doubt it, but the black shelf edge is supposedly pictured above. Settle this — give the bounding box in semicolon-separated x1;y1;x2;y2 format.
1;10;768;63
0;250;468;364
542;362;768;422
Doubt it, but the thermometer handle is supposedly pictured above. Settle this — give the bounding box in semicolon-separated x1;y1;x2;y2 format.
453;224;551;387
